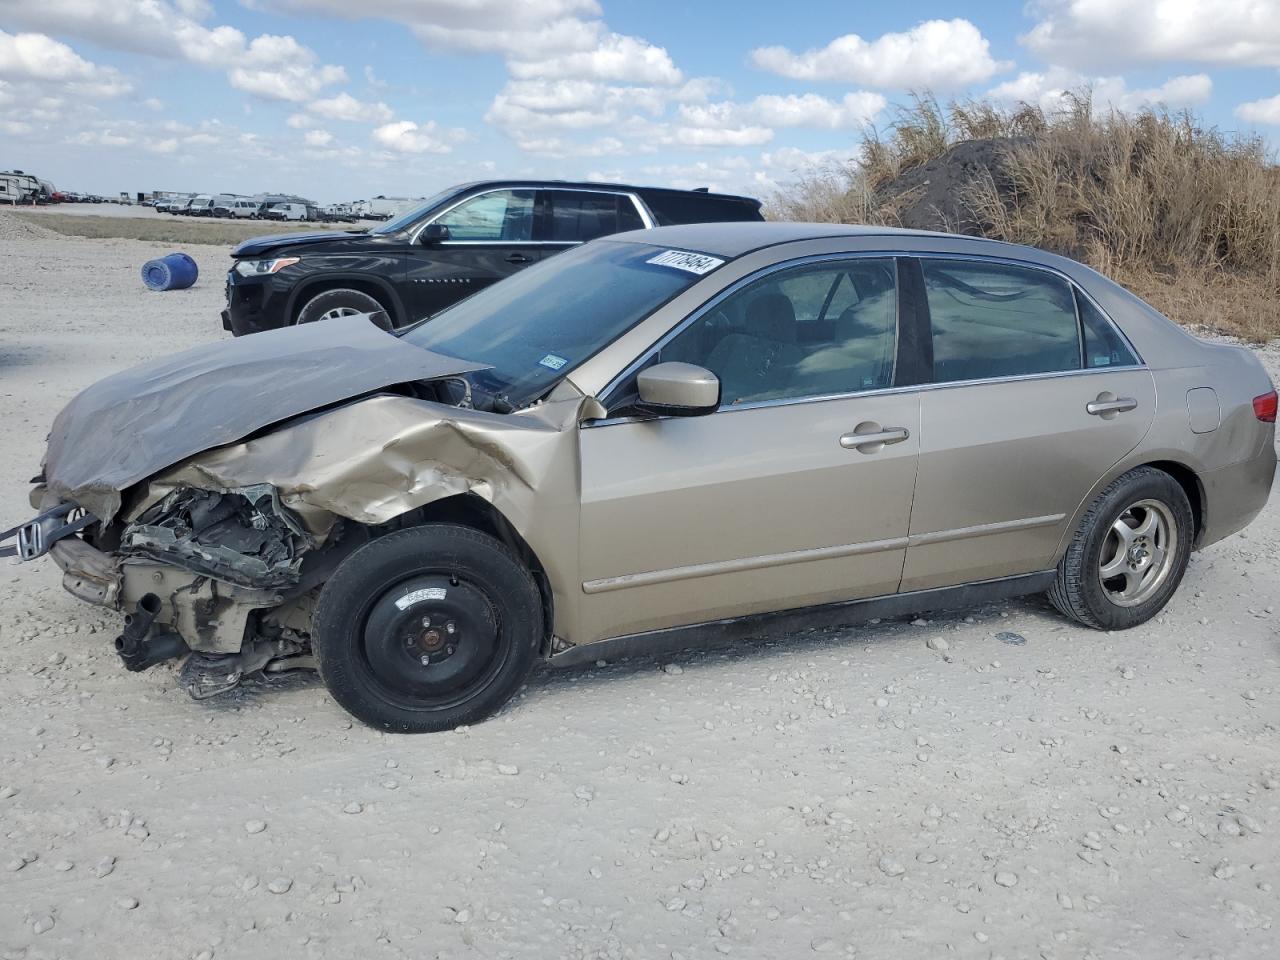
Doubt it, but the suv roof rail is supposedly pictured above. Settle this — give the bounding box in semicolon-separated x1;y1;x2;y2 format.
692;187;709;193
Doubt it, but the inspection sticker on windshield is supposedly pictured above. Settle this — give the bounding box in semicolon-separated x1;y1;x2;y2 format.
647;249;725;275
539;353;568;370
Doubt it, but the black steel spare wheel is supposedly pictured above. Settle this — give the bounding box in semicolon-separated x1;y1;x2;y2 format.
364;575;500;704
312;524;543;732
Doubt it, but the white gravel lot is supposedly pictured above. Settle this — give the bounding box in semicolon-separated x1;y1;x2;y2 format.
1;212;1277;960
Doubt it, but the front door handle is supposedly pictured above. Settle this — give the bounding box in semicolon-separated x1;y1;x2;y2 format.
1086;393;1138;419
505;252;533;264
840;422;910;453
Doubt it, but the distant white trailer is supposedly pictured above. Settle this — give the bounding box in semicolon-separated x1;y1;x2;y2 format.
355;196;424;220
0;171;43;205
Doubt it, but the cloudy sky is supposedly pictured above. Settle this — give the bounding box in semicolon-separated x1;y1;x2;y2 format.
1;1;1278;202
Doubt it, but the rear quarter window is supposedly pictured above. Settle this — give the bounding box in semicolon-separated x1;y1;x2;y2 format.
642;193;764;226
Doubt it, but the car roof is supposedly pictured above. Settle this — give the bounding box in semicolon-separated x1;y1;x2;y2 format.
446;179;760;204
605;220;1035;260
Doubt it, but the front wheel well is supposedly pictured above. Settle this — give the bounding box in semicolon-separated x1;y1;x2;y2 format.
368;495;554;654
291;280;399;326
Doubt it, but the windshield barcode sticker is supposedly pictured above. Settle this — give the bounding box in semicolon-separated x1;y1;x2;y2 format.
647;250;725;275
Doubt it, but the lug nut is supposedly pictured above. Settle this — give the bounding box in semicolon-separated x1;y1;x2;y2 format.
420;654;431;666
446;621;456;634
421;616;431;627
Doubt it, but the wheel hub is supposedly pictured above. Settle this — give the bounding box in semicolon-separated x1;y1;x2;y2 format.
1098;498;1177;607
363;575;498;702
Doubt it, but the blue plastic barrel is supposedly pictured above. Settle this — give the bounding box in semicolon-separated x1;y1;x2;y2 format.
140;252;198;291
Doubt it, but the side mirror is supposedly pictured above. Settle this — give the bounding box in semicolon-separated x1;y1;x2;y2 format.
421;223;450;244
636;362;720;417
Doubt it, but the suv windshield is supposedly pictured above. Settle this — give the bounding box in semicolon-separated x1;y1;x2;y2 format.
402;240;717;409
369;188;458;235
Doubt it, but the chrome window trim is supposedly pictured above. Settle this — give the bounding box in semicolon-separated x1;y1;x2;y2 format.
583;249;1147;430
409;186;655;245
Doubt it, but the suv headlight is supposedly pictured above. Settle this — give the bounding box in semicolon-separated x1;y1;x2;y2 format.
233;256;300;277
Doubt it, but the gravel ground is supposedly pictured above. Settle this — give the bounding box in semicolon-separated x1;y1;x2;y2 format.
1;213;1278;960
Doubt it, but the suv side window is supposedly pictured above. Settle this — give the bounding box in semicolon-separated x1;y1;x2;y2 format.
656;258;898;406
436;189;535;241
921;259;1080;382
548;191;644;242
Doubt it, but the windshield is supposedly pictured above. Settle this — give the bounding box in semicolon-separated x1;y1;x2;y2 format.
369;187;458;235
402;240;718;409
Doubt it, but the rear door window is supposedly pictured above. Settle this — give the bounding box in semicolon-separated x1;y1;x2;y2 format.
546;191;643;242
921;259;1081;382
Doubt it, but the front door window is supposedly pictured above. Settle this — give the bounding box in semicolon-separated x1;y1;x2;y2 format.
435;190;535;241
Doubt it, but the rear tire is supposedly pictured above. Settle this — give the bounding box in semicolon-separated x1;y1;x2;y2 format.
1048;467;1193;630
295;287;392;330
312;524;543;732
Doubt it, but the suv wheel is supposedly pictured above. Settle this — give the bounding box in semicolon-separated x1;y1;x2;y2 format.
1047;467;1194;630
312;524;544;732
295;288;392;330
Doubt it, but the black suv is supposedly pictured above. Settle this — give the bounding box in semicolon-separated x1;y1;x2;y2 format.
222;180;764;336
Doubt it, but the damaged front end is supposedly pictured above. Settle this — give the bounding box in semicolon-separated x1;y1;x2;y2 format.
30;482;336;699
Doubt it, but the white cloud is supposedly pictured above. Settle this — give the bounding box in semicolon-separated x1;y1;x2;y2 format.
226;34;346;102
1023;0;1280;70
668;92;885;151
0;31;132;97
751;19;1008;89
507;32;682;85
1236;94;1280;124
749;92;885;129
0;3;343;102
988;69;1213;113
372;119;465;154
304;128;334;147
671;124;774;148
308;91;394;123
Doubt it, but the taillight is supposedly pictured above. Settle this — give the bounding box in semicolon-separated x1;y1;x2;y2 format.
1254;390;1278;423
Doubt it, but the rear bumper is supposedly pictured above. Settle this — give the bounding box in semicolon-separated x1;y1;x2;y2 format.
1199;443;1277;548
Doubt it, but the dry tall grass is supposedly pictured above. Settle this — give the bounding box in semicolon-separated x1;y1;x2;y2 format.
769;94;1280;341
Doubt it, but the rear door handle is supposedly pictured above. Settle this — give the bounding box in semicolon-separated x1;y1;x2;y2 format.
505;253;533;264
839;423;910;453
1086;396;1138;418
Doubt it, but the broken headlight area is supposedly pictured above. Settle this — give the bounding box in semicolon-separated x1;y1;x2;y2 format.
121;484;313;589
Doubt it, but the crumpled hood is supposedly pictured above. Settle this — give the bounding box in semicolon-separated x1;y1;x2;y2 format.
42;314;484;522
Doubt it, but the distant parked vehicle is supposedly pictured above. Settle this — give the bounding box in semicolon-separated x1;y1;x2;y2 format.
227;198;257;218
187;195;216;217
264;202;311;222
223;179;765;335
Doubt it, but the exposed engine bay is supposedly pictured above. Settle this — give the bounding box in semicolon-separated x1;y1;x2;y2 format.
122;485;312;589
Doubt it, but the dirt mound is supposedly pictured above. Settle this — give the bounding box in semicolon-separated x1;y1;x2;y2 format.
876;137;1024;235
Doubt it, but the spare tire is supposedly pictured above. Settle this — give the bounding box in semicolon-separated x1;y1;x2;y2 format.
295;288;392;329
